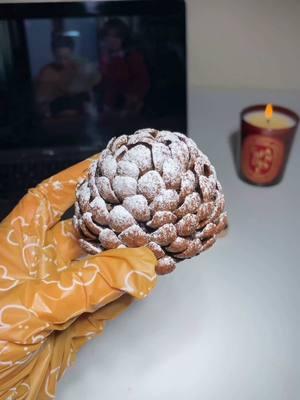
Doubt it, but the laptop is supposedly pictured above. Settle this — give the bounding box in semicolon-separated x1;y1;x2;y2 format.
0;0;187;220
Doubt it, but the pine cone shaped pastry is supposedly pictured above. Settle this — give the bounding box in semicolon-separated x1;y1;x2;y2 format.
74;129;228;275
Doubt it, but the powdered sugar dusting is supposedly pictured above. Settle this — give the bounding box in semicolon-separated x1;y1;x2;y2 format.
119;224;149;247
79;239;102;255
77;182;91;205
176;213;199;237
198;175;216;202
170;140;189;170
111;135;128;153
197;201;214;222
114;145;128;160
152;142;171;173
123;144;152;174
147;241;165;258
156;256;176;275
200;222;217;239
79;217;96;239
82;212;102;235
162;159;182;190
185;136;200;152
107;136;116;151
210;191;225;222
215;212;228;234
175;238;202;259
166;236;189;253
112;175;137;200
134;128;157;136
89;196;110;225
127;129;156;145
137;171;165;202
150;189;179;212
147;211;177;229
176;192;201;217
151;223;177;246
75;129;227;275
117;160;140;179
100;155;117;181
179;170;197;200
99;228;121;249
123;195;150;222
96;176;119;204
109;205;136;233
157;131;181;143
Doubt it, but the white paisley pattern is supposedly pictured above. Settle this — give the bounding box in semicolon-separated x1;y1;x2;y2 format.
0;266;19;292
0;157;157;399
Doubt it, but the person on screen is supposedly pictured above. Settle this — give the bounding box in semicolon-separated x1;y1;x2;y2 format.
97;18;150;120
36;35;99;119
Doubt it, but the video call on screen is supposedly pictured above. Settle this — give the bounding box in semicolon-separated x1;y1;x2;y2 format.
0;13;186;149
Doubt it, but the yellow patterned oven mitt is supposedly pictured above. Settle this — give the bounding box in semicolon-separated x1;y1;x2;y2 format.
0;156;157;400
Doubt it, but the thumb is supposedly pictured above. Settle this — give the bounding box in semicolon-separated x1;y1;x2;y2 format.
71;247;157;301
0;248;157;344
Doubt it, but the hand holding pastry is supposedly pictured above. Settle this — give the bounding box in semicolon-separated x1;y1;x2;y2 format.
0;155;157;399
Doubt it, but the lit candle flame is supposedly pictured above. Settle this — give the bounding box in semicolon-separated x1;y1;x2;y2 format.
265;103;273;121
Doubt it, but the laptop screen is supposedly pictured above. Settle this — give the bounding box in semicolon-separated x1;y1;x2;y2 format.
0;1;187;153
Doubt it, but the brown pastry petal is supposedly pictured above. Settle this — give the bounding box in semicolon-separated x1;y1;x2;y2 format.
151;223;177;246
147;211;177;229
156;256;176;275
118;225;149;247
176;214;199;237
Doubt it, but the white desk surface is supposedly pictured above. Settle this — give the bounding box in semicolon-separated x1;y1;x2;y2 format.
57;87;300;400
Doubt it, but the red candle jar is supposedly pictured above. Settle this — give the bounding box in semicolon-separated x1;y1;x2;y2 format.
240;104;299;186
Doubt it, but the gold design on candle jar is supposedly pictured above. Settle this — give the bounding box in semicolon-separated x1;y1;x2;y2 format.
242;135;285;184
